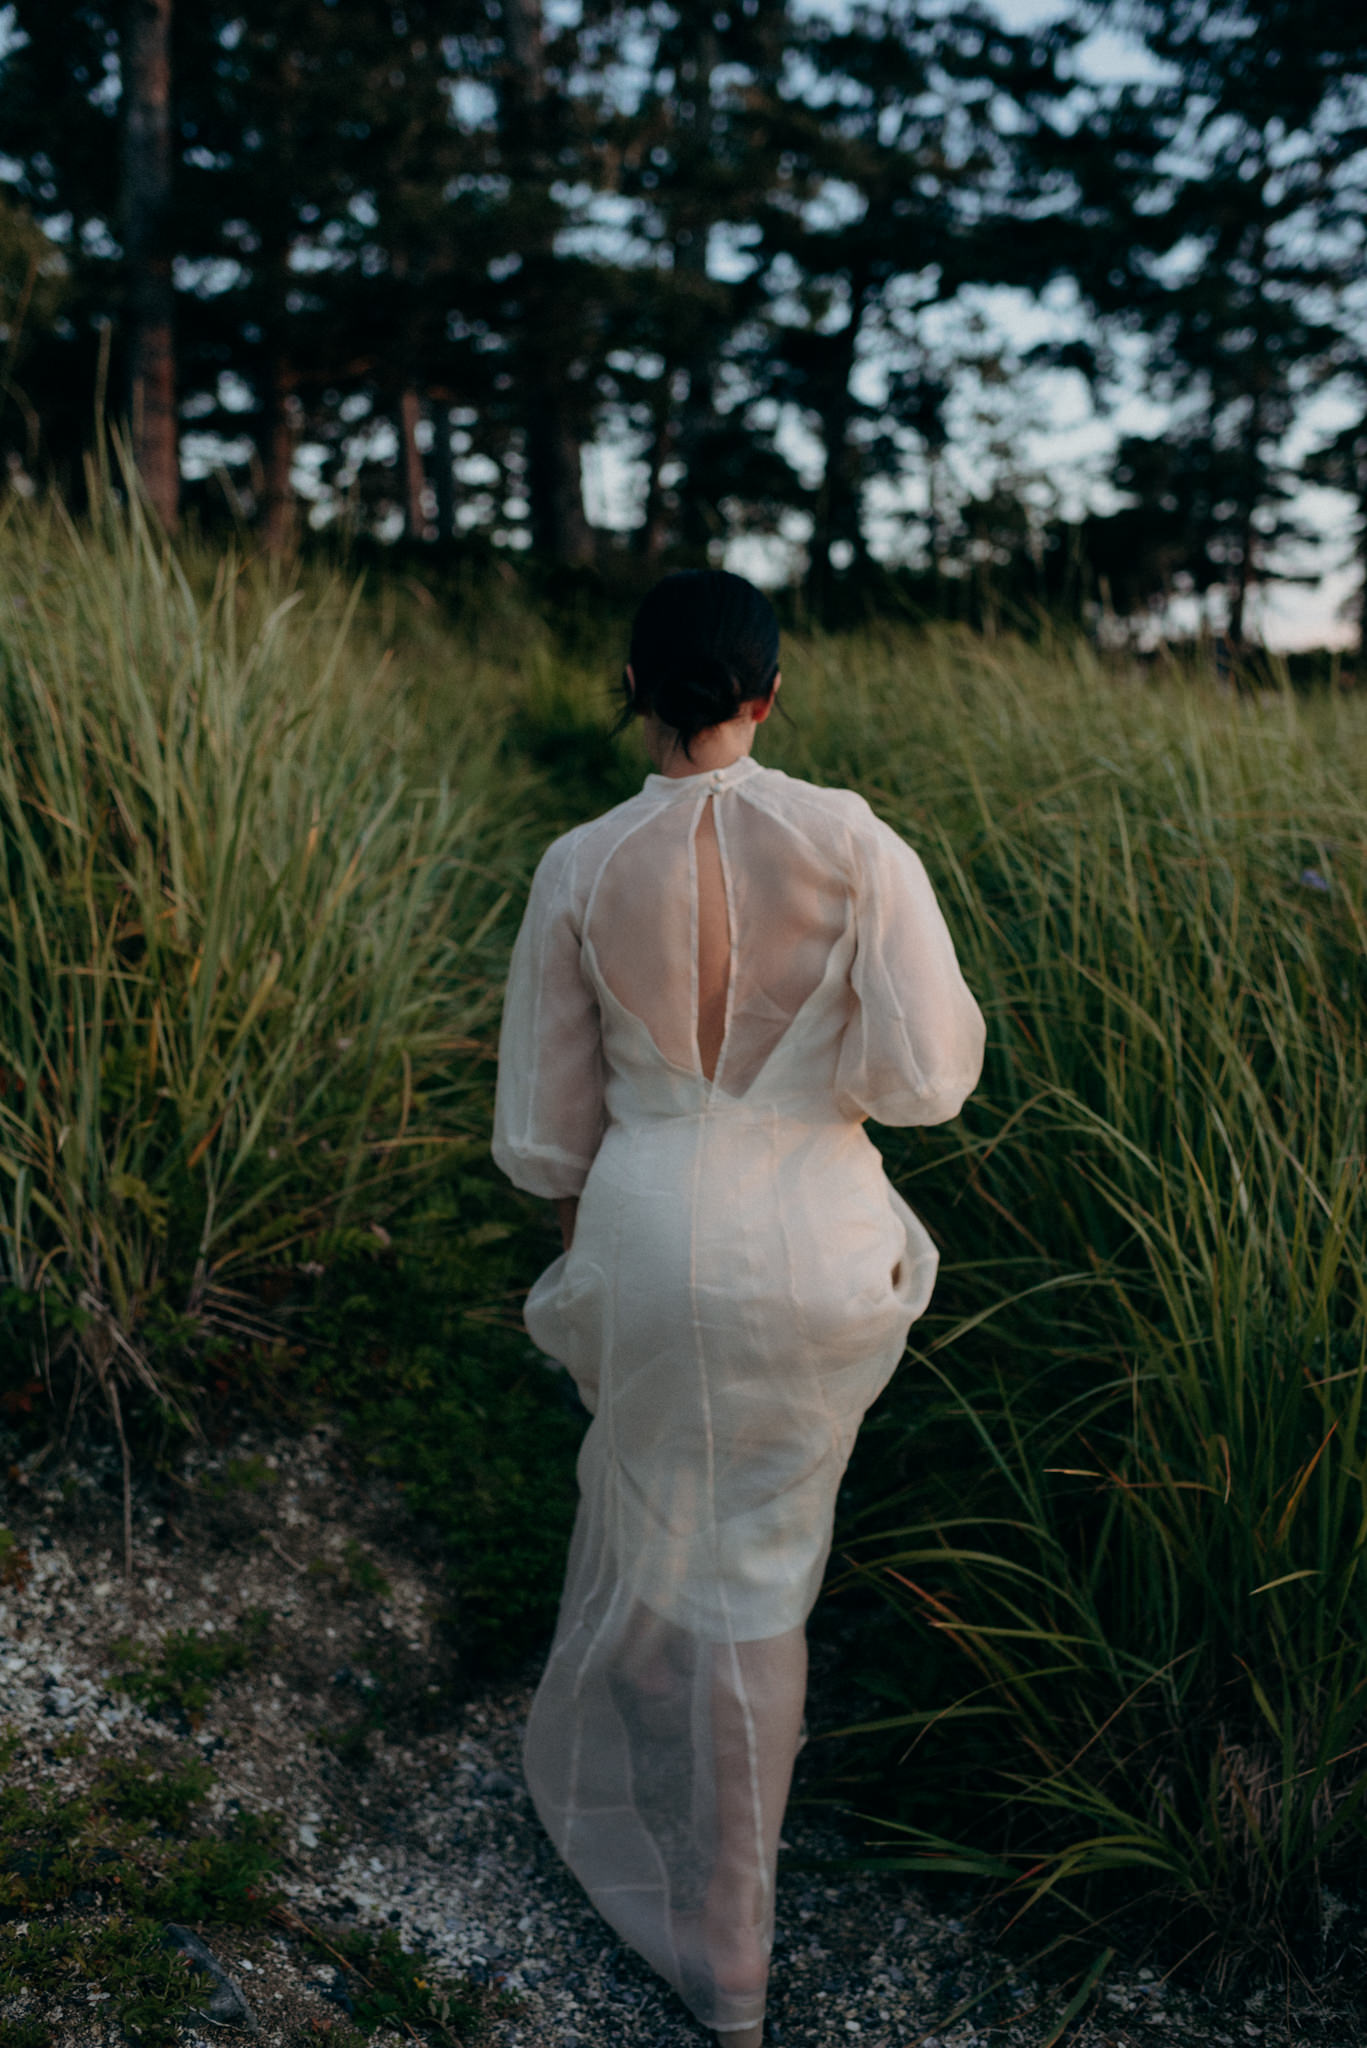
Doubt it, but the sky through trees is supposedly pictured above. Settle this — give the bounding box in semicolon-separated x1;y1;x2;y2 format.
0;0;1363;647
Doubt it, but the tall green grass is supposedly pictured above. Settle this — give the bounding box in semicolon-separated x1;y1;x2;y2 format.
780;632;1367;1971
0;482;535;1550
4;485;1367;1963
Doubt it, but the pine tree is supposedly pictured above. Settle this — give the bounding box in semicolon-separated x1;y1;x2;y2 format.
3;0;1360;613
756;1;1076;614
597;0;795;563
171;1;476;550
1;1;483;542
1040;0;1365;641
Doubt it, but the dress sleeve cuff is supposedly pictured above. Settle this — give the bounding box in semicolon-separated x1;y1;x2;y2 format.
490;1135;595;1200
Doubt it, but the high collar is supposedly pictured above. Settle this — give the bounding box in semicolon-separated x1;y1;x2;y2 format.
642;753;763;800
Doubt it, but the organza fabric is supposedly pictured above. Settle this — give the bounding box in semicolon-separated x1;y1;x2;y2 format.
492;754;985;2034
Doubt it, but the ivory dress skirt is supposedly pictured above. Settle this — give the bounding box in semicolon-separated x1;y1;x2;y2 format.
493;754;985;2034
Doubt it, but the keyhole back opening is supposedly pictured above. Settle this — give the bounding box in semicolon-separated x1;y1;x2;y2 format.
694;795;732;1083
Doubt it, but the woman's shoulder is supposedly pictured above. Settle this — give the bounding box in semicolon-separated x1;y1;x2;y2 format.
746;764;885;844
748;767;927;884
528;788;657;895
754;764;872;817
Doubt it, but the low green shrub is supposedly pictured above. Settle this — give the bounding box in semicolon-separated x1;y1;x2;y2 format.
0;1733;496;2042
110;1610;271;1729
0;1738;279;2046
306;1538;391;1601
298;1921;511;2041
283;1154;583;1677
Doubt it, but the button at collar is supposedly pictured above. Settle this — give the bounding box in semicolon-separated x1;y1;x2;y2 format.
641;755;759;799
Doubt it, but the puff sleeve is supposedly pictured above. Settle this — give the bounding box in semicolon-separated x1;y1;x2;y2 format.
492;831;606;1198
835;810;985;1126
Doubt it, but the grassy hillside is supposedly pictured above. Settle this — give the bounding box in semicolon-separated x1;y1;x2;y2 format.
2;489;1365;1970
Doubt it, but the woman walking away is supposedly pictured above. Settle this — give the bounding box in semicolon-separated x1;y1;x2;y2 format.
492;570;985;2046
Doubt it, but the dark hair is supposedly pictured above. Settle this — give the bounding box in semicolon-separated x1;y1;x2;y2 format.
619;570;780;755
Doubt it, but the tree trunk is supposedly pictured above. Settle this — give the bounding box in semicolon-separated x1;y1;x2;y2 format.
399;388;429;540
430;403;456;542
672;356;716;563
121;0;178;530
664;24;721;562
1227;220;1270;651
1229;405;1259;647
262;353;298;557
503;0;593;565
805;280;871;616
526;398;592;564
637;368;677;563
927;452;945;600
503;0;546;98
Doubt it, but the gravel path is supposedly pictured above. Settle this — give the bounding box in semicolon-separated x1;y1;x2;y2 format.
0;1423;1359;2047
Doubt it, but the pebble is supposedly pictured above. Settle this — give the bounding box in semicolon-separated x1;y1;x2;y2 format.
163;1923;257;2028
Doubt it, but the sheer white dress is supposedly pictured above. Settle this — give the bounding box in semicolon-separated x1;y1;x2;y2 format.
492;753;985;2035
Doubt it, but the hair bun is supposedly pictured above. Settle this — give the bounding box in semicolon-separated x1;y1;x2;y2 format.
652;652;741;735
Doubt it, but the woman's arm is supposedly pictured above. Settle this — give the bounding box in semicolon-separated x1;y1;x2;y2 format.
492;833;606;1200
555;1197;579;1252
835;811;985;1126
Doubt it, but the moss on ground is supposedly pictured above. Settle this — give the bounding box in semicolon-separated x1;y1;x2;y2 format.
296;1922;514;2042
0;1727;504;2044
109;1610;273;1729
0;1744;278;2044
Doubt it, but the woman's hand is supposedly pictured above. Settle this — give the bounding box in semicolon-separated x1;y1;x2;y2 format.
555;1197;579;1252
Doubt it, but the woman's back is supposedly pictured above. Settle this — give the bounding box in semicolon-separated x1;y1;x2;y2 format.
580;757;851;1107
494;755;983;1173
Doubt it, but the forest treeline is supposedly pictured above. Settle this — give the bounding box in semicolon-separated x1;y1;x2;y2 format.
1;0;1365;639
